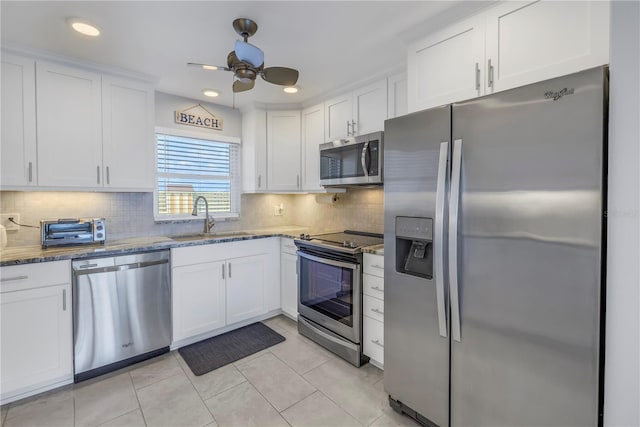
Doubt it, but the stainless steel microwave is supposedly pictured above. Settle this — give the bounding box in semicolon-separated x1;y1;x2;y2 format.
319;131;383;186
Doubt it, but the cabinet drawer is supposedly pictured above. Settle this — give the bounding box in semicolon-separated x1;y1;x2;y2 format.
0;260;70;293
172;245;226;267
363;253;384;278
281;238;297;255
363;274;384;300
363;295;384;323
363;316;384;366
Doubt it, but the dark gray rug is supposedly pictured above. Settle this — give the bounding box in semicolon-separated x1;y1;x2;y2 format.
178;322;285;376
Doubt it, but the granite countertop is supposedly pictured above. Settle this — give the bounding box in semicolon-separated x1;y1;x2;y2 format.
0;225;384;266
0;225;311;266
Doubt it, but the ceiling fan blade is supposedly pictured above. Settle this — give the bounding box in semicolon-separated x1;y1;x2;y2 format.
187;62;231;72
261;67;299;86
233;79;255;93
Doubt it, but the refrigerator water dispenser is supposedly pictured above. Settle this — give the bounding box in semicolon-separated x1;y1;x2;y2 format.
395;216;433;279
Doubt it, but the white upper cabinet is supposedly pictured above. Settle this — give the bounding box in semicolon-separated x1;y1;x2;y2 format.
241;108;268;192
352;80;388;136
301;103;324;191
324;93;353;141
387;72;408;119
408;15;485;112
36;61;103;188
102;76;155;190
267;110;301;191
484;1;610;94
1;53;37;188
408;1;610;112
325;79;388;140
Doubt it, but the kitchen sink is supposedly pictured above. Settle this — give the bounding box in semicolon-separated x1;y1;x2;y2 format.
169;231;253;242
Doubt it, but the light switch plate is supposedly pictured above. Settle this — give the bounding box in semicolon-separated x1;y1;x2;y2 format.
1;213;21;231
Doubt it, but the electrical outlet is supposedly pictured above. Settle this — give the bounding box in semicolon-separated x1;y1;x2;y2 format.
274;204;284;216
1;213;21;231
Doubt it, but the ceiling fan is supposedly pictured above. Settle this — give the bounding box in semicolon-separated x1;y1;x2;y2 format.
188;18;299;93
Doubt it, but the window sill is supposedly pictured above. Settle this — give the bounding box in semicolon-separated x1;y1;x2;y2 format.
154;213;240;223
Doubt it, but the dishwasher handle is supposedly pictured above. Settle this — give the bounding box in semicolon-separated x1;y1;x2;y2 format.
73;258;169;275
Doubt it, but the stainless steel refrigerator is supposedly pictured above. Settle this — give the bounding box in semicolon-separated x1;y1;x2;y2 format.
383;66;607;427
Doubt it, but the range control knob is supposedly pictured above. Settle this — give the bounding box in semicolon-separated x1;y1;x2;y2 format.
299;234;311;241
343;240;357;248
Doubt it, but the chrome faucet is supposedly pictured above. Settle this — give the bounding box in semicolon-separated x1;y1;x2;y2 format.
192;196;215;234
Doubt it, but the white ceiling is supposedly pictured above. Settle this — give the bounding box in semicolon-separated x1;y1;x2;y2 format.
1;1;491;109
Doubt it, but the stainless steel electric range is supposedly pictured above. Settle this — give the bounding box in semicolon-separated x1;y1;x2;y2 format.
294;230;383;367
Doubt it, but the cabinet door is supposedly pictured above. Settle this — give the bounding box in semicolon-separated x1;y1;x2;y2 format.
102;76;155;190
408;15;485;112
280;251;298;319
387;72;408;119
0;284;72;400
241;109;267;192
226;254;266;324
172;261;226;342
301;104;324;191
485;1;609;94
36;61;103;188
352;80;387;136
324;94;352;140
1;53;37;187
267;110;301;191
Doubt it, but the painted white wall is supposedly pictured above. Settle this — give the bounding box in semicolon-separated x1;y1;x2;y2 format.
604;2;640;426
154;91;242;139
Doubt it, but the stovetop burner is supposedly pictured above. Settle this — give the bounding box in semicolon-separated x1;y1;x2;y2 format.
296;230;383;254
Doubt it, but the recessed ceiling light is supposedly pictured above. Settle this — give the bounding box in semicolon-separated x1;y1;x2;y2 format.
284;87;298;94
202;89;219;97
202;65;218;70
68;19;100;37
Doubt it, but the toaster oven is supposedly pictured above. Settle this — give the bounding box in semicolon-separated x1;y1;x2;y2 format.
41;218;106;248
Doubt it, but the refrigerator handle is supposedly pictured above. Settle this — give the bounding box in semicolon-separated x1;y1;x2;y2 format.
449;139;463;342
434;141;449;338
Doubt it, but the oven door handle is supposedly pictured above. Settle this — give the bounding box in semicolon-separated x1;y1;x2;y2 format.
296;251;360;271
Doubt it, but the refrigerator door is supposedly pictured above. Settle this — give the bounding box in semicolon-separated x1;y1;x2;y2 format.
450;67;606;426
383;105;451;427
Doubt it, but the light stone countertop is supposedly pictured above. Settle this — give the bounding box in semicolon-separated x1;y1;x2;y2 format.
0;225;312;266
362;244;384;255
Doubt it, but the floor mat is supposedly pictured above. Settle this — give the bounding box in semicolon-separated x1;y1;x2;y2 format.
178;322;286;376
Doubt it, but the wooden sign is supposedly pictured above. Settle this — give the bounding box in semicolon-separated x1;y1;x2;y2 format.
175;104;223;130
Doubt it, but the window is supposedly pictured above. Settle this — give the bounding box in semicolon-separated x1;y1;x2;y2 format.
155;132;241;220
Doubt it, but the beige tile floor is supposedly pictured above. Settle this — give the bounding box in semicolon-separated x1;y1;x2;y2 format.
0;315;418;427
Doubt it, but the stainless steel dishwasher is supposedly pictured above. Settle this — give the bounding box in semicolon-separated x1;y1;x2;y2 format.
72;250;171;382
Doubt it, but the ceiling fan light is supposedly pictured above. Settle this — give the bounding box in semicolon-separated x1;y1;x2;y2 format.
284;87;298;94
234;40;264;68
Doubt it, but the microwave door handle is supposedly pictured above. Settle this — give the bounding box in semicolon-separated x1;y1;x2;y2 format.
361;142;370;177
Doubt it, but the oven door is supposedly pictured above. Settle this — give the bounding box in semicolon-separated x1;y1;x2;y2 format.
297;250;362;343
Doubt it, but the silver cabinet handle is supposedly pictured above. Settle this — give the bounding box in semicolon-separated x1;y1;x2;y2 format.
371;264;384;269
62;289;67;311
222;263;225;279
449;139;463;342
106;166;110;185
28;161;33;183
228;262;232;278
371;339;384;348
346;120;351;136
0;275;28;282
97;166;101;185
258;174;262;188
371;285;384;292
371;308;384;315
351;119;357;135
434;141;450;338
487;59;494;89
475;62;480;91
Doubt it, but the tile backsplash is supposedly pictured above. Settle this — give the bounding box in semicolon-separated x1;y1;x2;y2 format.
0;188;383;247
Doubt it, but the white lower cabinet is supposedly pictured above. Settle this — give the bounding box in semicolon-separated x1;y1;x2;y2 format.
172;261;226;342
0;261;72;404
171;238;279;346
280;238;298;319
362;253;384;368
